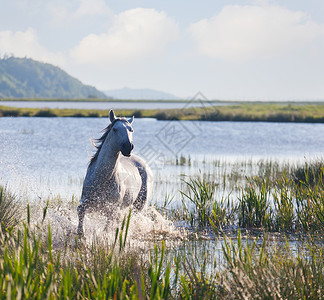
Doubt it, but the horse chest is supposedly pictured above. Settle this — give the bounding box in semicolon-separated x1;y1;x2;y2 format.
98;178;123;202
83;174;122;202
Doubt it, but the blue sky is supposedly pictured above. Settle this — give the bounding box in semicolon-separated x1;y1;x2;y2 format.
0;0;323;100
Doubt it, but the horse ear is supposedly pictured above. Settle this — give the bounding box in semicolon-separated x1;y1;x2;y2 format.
128;116;134;124
109;110;116;122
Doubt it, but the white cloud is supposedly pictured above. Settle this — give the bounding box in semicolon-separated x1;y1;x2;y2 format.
189;5;324;62
0;28;66;66
70;8;179;66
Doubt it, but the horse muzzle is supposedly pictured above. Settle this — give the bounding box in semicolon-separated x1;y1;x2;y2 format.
121;142;134;157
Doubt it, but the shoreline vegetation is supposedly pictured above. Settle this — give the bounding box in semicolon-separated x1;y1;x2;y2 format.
1;159;324;298
1;100;324;122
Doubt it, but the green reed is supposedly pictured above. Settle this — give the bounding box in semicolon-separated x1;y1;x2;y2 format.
238;179;272;229
273;172;295;231
0;205;174;299
2;220;324;299
175;231;324;299
217;231;324;299
1;186;324;298
179;177;216;228
1;158;324;298
174;160;324;234
0;185;21;231
209;196;233;232
295;165;324;231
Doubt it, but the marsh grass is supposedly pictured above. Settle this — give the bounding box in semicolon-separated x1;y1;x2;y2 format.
238;179;272;229
0;185;21;230
0;208;174;299
180;177;216;228
1;158;324;298
210;196;236;232
292;159;324;186
1;182;324;298
171;160;324;235
1;218;323;299
217;230;324;299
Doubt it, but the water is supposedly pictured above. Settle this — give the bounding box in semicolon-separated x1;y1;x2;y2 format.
0;100;229;110
0;117;323;201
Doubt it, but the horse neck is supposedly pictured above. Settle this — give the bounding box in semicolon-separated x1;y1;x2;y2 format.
92;134;120;180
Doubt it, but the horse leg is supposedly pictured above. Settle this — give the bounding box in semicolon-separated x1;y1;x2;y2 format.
77;203;86;237
133;164;149;212
133;189;146;211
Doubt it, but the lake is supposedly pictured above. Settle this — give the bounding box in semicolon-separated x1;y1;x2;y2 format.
0;117;323;201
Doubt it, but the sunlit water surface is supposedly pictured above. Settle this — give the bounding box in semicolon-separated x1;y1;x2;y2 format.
1;117;323;199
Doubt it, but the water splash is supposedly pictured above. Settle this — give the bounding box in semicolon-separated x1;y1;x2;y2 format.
28;198;183;250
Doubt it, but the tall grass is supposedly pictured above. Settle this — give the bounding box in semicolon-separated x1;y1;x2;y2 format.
175;161;324;234
173;230;324;298
217;231;324;299
2;219;323;299
1;159;324;298
238;179;272;229
0;209;175;299
180;177;215;228
1;171;324;298
179;177;235;231
0;185;21;230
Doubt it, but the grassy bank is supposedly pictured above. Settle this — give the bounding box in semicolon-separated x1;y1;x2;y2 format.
1;102;324;122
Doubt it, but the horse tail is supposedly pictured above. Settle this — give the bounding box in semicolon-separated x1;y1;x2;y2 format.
133;162;149;211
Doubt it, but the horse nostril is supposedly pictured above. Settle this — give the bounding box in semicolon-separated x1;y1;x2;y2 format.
131;144;134;150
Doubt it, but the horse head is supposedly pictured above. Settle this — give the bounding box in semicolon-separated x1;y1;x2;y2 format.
109;110;134;157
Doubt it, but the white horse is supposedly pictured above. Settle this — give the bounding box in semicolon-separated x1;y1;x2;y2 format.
77;110;153;236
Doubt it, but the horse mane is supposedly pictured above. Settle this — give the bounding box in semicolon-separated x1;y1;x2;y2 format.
89;117;129;166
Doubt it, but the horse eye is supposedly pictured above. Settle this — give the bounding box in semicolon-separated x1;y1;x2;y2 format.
129;127;134;132
113;128;117;132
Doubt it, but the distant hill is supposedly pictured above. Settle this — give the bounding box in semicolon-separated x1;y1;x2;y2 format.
0;57;106;99
104;87;180;100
